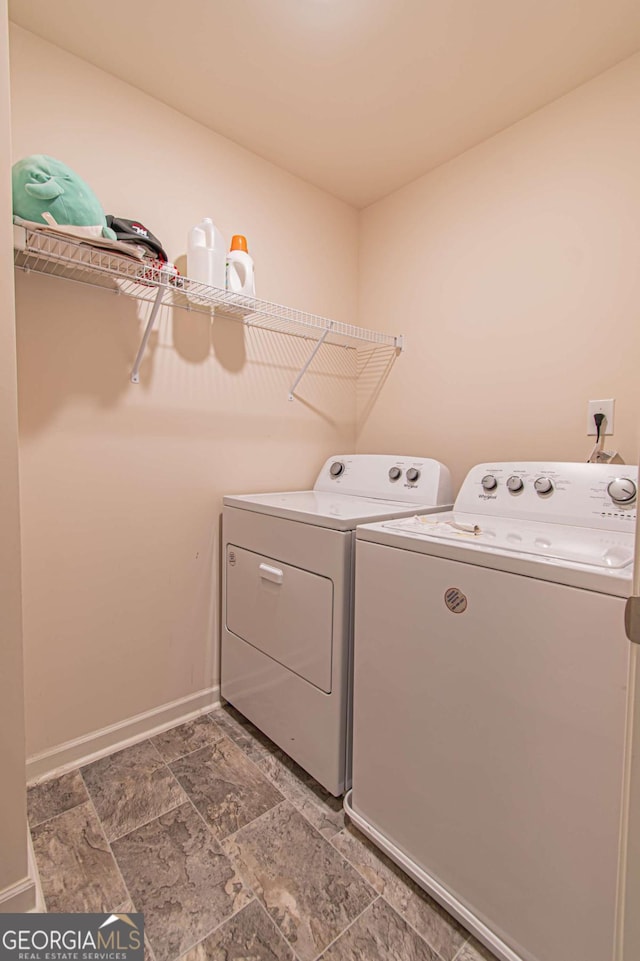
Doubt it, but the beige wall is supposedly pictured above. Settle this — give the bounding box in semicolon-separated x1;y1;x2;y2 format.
9;25;359;759
11;24;640;767
357;54;640;490
0;2;30;908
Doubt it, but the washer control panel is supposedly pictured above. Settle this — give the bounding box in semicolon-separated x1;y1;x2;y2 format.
315;454;453;506
455;462;638;530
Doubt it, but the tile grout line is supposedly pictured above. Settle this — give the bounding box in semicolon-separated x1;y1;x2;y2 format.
83;747;260;961
165;733;255;777
176;778;244;849
146;737;168;763
166;793;303;961
207;710;271;760
86;722;290;961
78;729;246;848
107;797;190;844
223;735;355;857
164;781;282;958
172;711;385;919
255;753;346;839
160;765;324;961
27;791;89;832
251;896;305;961
82;736;193;843
451;937;474;961
89;711;290;840
160;732;289;842
80;756;262;961
328;826;469;961
29;775;131;915
221;796;291;844
81;758;206;961
329;823;477;961
206;713;351;854
203;791;375;961
148;719;226;765
144;933;157;961
169;897;260;961
86;734;203;843
309;894;381;961
158;707;345;855
377;893;461;961
214;791;381;961
77;768;137;915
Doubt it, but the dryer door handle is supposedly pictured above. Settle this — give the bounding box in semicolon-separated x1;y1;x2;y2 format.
259;563;284;585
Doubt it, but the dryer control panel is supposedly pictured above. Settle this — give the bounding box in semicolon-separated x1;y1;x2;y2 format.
314;454;453;506
455;462;638;530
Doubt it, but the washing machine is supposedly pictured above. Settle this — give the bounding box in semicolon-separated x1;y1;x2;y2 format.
346;461;638;961
221;453;453;796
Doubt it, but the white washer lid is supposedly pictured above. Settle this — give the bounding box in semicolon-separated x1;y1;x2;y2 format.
383;513;635;569
223;490;451;531
356;511;633;596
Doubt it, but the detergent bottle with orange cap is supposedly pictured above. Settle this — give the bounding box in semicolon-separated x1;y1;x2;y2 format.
226;234;256;297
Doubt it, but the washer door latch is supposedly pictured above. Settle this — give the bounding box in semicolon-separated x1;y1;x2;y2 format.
624;596;640;645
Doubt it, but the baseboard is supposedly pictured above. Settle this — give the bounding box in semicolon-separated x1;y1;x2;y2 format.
27;830;45;912
0;828;41;914
27;686;220;784
0;874;36;914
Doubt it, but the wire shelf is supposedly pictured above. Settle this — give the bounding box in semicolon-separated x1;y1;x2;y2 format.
13;225;403;351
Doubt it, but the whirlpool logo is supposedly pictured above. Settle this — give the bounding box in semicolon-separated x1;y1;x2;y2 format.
0;914;144;961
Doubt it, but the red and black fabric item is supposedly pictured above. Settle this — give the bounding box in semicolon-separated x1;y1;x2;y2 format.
106;216;168;261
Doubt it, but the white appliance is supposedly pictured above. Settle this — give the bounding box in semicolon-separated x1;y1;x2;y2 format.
346;462;638;961
221;453;453;796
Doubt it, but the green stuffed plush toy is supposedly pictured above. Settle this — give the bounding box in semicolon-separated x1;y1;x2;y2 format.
12;154;117;240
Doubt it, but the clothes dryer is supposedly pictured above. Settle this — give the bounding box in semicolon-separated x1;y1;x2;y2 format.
347;462;638;961
221;453;453;796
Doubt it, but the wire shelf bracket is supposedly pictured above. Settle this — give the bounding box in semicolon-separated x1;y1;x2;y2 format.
130;273;168;384
13;224;404;398
288;326;331;402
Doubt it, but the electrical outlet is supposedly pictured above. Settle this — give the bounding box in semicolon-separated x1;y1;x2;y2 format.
587;398;614;436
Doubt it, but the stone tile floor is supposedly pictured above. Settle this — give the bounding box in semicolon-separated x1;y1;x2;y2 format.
28;704;498;961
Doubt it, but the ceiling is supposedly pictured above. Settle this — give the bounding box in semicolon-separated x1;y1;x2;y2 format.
8;0;640;208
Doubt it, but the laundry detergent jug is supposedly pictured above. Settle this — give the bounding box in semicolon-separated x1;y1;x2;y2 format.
187;218;226;303
226;234;256;297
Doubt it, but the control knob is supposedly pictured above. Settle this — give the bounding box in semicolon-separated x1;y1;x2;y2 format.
329;461;345;478
506;476;524;493
534;477;554;495
406;468;421;483
607;477;637;505
481;474;498;491
388;467;402;481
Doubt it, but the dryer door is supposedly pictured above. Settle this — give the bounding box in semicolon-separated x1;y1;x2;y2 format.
226;544;333;693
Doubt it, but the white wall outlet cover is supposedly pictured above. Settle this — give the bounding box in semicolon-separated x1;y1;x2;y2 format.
587;398;615;436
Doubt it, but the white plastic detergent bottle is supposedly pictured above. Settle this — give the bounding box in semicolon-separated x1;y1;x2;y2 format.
187;218;226;302
226;234;256;297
